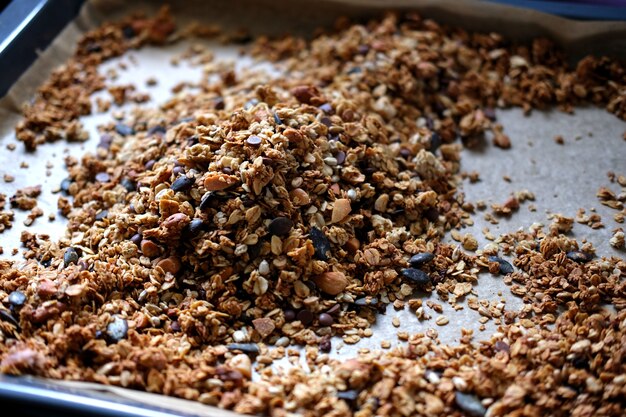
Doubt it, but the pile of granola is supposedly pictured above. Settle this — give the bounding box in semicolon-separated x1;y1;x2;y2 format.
1;9;625;417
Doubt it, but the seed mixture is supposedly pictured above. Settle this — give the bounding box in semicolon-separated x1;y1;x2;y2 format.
1;9;626;417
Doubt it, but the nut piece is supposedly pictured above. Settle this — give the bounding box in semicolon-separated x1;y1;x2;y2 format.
331;198;351;223
313;271;348;295
203;173;238;191
252;318;275;339
157;256;181;274
141;240;161;258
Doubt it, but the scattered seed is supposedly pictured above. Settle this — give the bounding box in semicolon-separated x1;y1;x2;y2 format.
95;210;108;221
130;233;142;246
95;172;110;183
246;135;262;146
566;250;592;263
455;392;486;417
429;132;442;152
8;291;26;307
60;178;72;194
120;177;136;192
227;343;260;354
319;337;331;352
337;390;359;401
268;217;293;236
409;252;435;267
147;125;166;136
297;309;314;326
310;227;331;261
0;309;19;328
199;192;216;210
354;297;378;307
283;309;296;322
115;123;134;136
401;268;431;285
488;256;514;274
273;113;283;125
186;218;205;236
63;247;79;266
494;341;510;353
318;313;334;326
106;316;128;342
171;175;194;192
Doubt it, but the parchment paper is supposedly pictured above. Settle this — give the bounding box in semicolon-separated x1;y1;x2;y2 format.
0;1;625;415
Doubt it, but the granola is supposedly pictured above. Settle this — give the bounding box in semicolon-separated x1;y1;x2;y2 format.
0;9;625;417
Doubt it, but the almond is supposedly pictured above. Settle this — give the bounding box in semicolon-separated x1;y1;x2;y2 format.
203;173;238;191
252;317;275;339
157;256;181;274
314;271;348;296
331;198;351;223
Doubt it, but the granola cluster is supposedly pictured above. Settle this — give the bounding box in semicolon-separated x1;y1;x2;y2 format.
1;10;625;417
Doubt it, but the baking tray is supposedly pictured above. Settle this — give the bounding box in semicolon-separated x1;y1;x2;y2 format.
1;1;625;416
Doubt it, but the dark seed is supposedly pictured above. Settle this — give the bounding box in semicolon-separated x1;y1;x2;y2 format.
98;134;113;149
429;132;442;152
8;291;26;307
284;309;296;322
122;25;135;39
172;166;185;176
187;218;205;236
145;159;156;170
199;192;215;210
354;297;378;307
402;268;431;285
310;227;331;261
319;103;333;114
326;304;341;316
357;44;370;54
273;113;283;125
347;67;362;75
494;341;510;353
335;151;346;165
246;135;262;146
483;107;497;121
171;175;194;192
147;125;166;136
319;337;331;353
227;343;260;354
0;310;19;328
424;207;439;222
115;123;134;136
170;320;181;332
106;316;128;342
572;356;588;369
400;148;411;159
244;99;259;110
268;217;293;236
60;178;72;194
63;247;79;266
120;177;136;192
318;313;334;326
95;210;108;221
566;251;592;263
337;390;359;401
297;310;314;326
455;392;486;417
222;167;233;174
409;252;435;267
214;97;225;110
321;116;332;127
186;135;199;146
130;233;142;246
488;256;514;275
95;172;110;183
